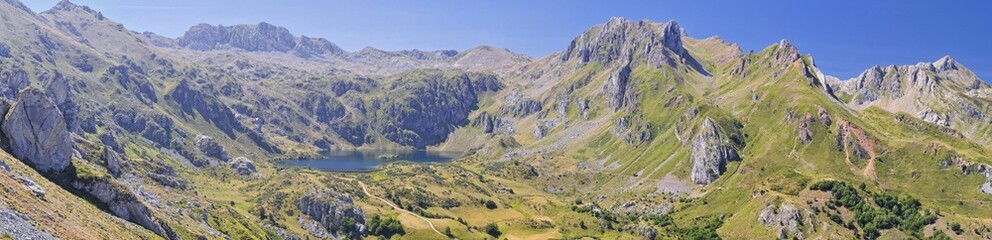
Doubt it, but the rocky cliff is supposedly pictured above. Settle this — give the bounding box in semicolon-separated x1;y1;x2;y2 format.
690;118;741;185
1;88;73;173
297;190;366;239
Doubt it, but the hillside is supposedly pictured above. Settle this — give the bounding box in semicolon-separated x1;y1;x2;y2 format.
0;1;989;239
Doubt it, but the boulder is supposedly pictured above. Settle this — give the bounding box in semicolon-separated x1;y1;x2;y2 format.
758;203;812;239
229;157;256;175
690;118;740;185
17;175;46;198
196;135;229;161
102;147;123;177
297;190;366;239
2;88;73;173
71;178;172;239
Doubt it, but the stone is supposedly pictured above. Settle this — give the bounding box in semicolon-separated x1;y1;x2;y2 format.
229;157;256;175
758;204;810;239
17;175;46;198
297;190;366;239
196;135;230;161
0;70;29;100
2;88;73;173
102;147;123;177
690;118;741;185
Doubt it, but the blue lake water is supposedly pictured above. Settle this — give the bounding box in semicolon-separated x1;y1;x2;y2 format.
274;150;460;172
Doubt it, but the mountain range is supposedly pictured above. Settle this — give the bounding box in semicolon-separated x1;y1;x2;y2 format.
0;0;990;239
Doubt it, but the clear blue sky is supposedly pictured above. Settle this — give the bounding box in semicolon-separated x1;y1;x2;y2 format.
24;0;991;80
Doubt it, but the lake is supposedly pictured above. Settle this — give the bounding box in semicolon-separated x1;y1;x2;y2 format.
274;150;461;172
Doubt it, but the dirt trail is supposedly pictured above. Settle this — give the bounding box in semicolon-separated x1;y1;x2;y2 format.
839;120;877;179
357;181;447;238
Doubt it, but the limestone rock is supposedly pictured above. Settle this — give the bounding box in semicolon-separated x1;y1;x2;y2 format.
759;203;812;239
102;147;123;177
297;190;366;239
195;135;229;161
2;88;73;173
690;118;740;185
0;70;29;100
500;89;542;117
71;178;172;239
17;175;46;198
229;157;256;175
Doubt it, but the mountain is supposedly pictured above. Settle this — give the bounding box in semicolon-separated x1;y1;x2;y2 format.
829;56;992;144
0;0;989;239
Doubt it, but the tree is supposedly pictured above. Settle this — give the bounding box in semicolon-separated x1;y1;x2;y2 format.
483;223;501;238
484;199;498;209
444;226;453;237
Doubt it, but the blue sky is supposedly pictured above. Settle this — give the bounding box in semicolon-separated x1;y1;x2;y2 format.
24;0;991;80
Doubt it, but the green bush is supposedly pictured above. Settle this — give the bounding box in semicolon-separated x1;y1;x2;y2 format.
483;223;501;238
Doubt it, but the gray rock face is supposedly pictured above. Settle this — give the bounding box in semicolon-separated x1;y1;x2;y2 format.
0;207;56;240
817;105;832;126
71;178;171;239
178;22;343;57
758;204;812;239
500;89;542;117
0;70;29;100
17;175;46;198
797;113;815;144
102;147;123;177
605;63;633;110
196;135;230;161
297;190;366;239
690;118;740;185
561;17;684;66
0;42;10;58
472;112;514;135
533;119;559;139
41;71;78;132
919;109;950;126
2;88;73;173
229;157;256;175
171;80;243;138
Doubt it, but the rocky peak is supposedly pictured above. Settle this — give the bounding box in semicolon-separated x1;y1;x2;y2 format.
178;22;345;57
933;55;959;71
560;18;685;67
49;0;85;12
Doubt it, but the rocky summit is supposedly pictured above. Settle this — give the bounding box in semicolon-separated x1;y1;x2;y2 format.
0;0;988;239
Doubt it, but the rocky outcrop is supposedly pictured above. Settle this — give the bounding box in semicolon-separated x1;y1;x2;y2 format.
758;203;812;239
561;18;684;66
170;80;243;138
797;113;815;144
0;42;10;58
41;72;78;132
919;109;950;126
817;106;832;126
112;108;175;147
104;64;157;105
605;63;634;110
533;119;559;139
0;70;29;100
0;207;56;240
297;190;366;239
612;115;654;145
229;157;256;175
102;147;123;177
71;178;173;239
375;70;501;148
17;174;46;198
472;112;514;135
500;89;542;117
690;118;741;185
195;135;229;161
178;22;344;57
1;88;73;173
